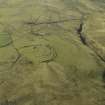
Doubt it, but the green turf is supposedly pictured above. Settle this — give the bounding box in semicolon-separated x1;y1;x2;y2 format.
0;0;105;105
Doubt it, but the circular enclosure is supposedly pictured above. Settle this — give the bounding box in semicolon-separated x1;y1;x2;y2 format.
0;32;12;48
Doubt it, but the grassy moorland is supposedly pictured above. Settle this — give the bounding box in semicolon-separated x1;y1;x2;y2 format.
0;0;105;105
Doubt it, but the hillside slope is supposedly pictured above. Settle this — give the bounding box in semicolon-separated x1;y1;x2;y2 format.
0;0;105;105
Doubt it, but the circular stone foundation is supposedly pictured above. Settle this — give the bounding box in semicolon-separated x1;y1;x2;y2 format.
0;32;12;48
